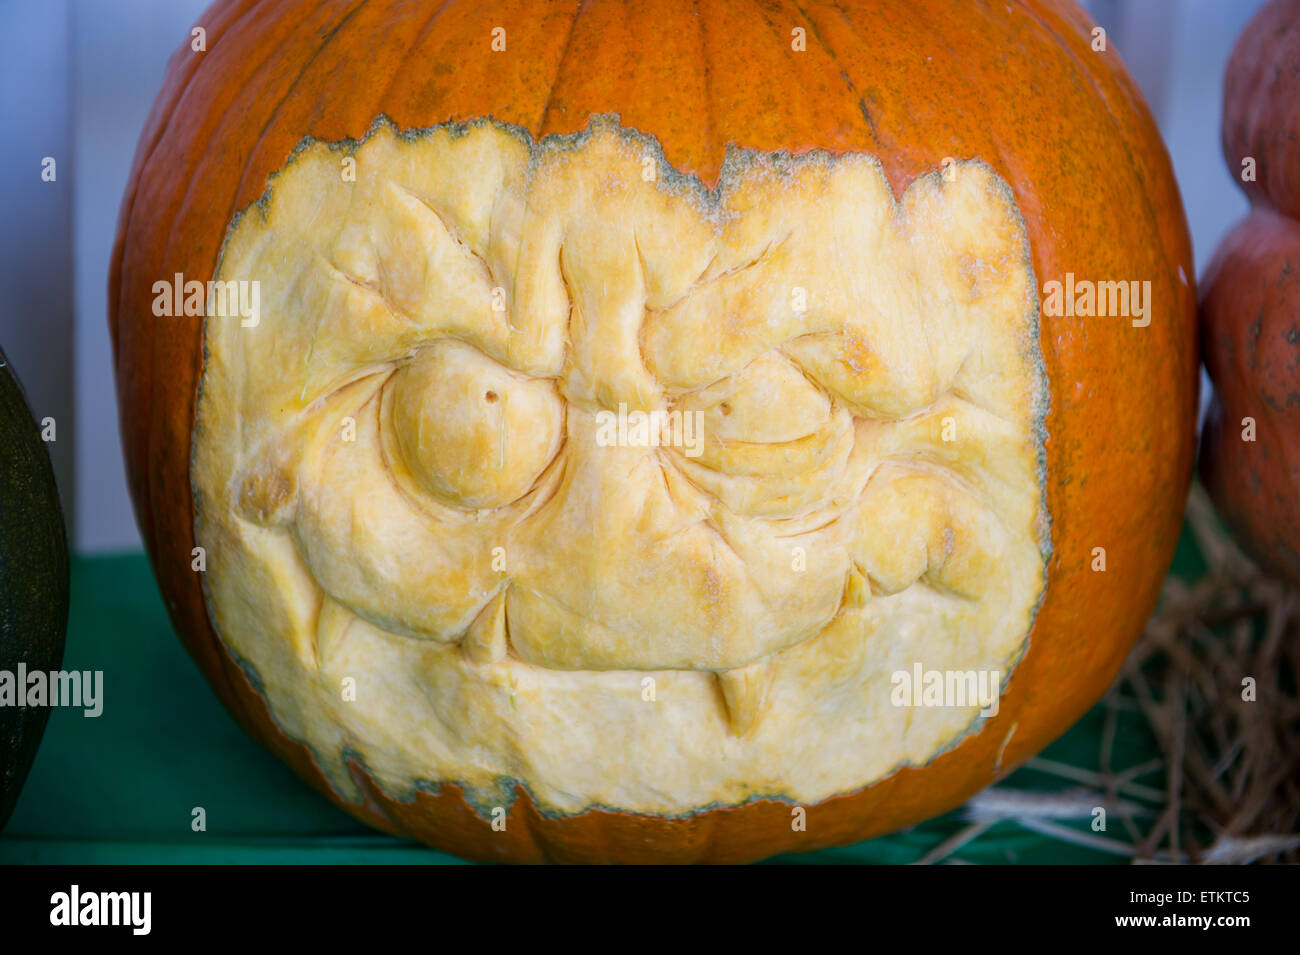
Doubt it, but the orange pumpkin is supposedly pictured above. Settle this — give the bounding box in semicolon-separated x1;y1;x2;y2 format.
110;0;1197;863
1202;0;1300;585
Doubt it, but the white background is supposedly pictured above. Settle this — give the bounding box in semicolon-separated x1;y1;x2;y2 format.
0;0;1272;553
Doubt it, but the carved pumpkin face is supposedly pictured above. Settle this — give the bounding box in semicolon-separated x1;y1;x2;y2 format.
194;120;1047;814
112;0;1197;861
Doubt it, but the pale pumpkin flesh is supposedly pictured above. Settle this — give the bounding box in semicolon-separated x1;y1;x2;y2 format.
193;118;1049;816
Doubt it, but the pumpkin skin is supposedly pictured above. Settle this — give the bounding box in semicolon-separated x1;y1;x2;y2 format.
110;0;1196;862
0;347;69;831
1202;0;1300;586
1201;207;1300;583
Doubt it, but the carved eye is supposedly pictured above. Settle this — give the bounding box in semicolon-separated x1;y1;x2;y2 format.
672;352;852;515
384;340;563;509
690;352;832;445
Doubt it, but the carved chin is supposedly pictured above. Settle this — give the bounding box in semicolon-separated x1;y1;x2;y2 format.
192;116;1049;817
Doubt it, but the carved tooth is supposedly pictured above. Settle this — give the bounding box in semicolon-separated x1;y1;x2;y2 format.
465;592;508;664
716;658;775;737
843;563;871;609
314;594;354;669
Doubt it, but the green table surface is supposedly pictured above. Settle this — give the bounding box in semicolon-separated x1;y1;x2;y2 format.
2;532;1200;864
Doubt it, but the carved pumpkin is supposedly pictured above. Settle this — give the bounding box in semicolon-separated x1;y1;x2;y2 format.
111;0;1197;862
1201;0;1300;585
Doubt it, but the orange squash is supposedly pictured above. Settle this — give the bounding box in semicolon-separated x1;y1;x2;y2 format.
1202;0;1300;585
110;0;1197;863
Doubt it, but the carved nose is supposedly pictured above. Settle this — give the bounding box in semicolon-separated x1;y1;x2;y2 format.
502;407;846;672
552;233;662;413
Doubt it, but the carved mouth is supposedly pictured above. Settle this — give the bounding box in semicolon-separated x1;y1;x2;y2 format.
316;581;788;736
193;116;1049;816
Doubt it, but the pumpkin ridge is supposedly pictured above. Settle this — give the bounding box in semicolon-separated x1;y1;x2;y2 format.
535;0;584;133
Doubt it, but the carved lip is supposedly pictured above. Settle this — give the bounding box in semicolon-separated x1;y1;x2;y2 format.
411;582;791;737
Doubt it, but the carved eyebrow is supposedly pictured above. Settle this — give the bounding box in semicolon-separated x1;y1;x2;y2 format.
648;230;794;315
390;183;498;288
317;233;526;379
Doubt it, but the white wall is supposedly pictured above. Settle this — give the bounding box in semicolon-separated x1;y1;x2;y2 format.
0;0;1274;553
